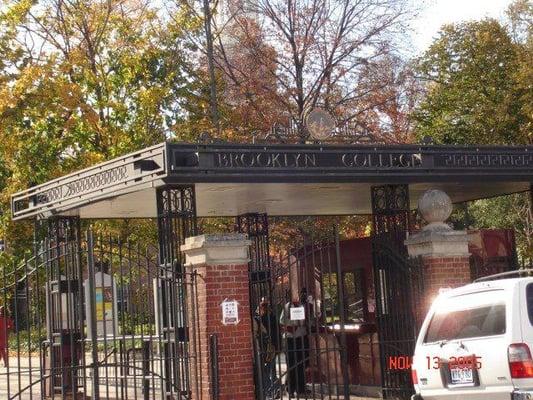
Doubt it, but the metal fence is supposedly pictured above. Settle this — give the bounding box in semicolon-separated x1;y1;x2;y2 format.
1;225;201;400
237;215;357;399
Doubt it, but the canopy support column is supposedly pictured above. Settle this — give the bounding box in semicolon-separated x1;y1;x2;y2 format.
371;184;420;400
41;216;83;398
235;213;271;399
155;185;198;399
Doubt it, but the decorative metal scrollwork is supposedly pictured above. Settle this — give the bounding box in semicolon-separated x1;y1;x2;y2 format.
235;212;270;282
45;216;80;244
371;184;411;253
198;113;377;145
158;186;196;218
371;185;410;214
235;213;269;238
254;117;377;144
156;186;198;271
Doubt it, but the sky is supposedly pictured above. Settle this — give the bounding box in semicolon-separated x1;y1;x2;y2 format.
410;0;514;54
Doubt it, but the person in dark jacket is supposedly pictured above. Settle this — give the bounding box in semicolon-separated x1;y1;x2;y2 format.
254;297;280;398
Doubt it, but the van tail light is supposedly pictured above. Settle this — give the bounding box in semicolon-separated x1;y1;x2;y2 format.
411;368;418;384
508;343;533;378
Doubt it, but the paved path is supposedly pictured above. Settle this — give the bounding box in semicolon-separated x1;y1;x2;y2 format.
0;355;380;399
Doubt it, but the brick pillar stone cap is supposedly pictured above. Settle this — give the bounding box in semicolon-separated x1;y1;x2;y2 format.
405;229;471;258
180;233;252;266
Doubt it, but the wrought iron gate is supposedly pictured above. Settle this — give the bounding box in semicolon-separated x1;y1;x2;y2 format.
371;185;424;400
0;218;200;400
237;216;351;400
235;213;274;400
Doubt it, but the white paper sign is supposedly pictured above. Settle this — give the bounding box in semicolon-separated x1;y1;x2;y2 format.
221;299;239;325
290;306;305;321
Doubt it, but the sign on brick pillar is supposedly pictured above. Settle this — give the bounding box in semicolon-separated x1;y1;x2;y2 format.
182;234;255;400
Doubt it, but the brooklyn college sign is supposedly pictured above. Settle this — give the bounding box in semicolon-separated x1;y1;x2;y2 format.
215;151;423;169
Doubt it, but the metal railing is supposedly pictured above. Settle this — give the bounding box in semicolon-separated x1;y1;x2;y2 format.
1;227;201;400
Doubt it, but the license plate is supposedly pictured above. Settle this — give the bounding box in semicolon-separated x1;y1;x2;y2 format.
450;367;473;384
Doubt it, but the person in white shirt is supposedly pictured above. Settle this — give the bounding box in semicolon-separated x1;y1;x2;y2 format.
279;288;313;396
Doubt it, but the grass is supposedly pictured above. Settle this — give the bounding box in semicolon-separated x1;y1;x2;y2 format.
7;323;157;356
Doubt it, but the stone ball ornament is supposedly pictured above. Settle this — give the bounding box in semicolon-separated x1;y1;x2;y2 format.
418;189;453;231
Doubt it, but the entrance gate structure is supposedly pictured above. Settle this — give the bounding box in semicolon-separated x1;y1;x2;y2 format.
5;142;533;400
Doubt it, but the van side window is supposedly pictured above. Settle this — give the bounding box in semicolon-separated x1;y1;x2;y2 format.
424;303;506;343
526;284;533;325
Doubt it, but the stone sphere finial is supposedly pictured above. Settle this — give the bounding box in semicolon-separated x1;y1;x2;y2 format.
418;189;453;231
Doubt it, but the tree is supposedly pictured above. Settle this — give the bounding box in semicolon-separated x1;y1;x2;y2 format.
213;0;413;141
168;1;284;140
413;7;533;259
215;15;284;136
507;0;533;42
506;0;533;142
468;194;533;261
412;19;529;145
338;54;422;144
0;0;200;258
202;0;220;130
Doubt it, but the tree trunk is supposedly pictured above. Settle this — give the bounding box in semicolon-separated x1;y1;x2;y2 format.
203;0;220;132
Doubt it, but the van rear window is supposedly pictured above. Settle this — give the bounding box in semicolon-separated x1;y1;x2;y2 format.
424;303;506;343
526;284;533;325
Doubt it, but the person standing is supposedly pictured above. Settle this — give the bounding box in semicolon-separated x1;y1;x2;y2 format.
280;288;312;397
0;306;13;367
254;298;280;399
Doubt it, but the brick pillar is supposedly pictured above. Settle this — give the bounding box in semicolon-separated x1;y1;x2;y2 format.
405;229;472;314
181;234;255;400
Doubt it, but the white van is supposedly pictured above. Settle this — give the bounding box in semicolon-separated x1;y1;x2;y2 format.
412;271;533;400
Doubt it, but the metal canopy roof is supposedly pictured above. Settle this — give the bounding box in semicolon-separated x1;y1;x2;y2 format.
11;141;533;220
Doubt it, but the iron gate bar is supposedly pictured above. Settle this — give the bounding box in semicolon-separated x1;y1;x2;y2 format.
324;231;343;395
209;334;219;400
333;227;351;400
314;236;331;396
371;185;424;400
191;270;202;400
86;230;100;400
